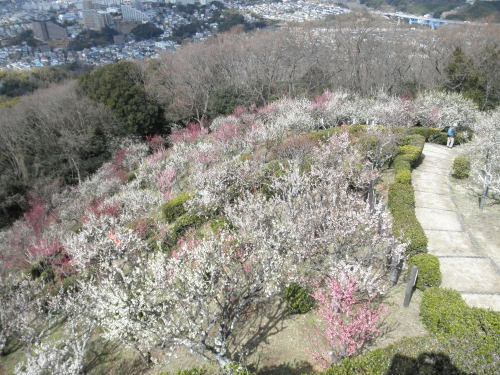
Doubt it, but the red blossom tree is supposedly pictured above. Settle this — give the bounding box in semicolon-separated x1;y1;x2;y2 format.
308;271;387;368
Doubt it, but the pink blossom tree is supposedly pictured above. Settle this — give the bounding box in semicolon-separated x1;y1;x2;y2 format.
308;270;387;367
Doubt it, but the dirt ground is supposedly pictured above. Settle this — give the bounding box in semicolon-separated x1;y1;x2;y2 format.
137;280;427;375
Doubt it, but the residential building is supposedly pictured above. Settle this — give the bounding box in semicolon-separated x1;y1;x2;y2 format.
83;10;114;30
121;4;152;21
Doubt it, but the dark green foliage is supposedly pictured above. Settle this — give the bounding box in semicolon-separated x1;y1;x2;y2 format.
78;61;167;136
170;214;205;243
67;27;120;51
388;184;428;255
452;156;470;179
208;87;246;118
131;23;163;41
408;254;441;291
126;171;137;183
0;68;75;98
62;277;74;290
24;263;42;279
409;126;473;146
162;193;190;223
408;127;442;141
285;284;313;314
319;334;500;374
8;30;38;47
210;217;233;232
444;45;500;110
395;169;411;184
446;1;500;22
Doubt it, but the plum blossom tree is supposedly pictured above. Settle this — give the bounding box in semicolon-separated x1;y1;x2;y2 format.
79;230;291;369
14;291;98;375
412;91;478;130
468;110;500;195
308;269;387;367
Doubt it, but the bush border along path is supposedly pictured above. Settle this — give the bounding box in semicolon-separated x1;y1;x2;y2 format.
411;142;500;311
388;134;428;256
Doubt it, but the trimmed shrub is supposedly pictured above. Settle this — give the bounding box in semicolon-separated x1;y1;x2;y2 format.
395;169;411;184
170;214;205;242
408;127;442;141
285;284;313;314
388;183;428;255
420;287;477;336
162;193;190;223
399;145;421;156
410;126;473;146
453;156;470;179
319;334;500;374
420;287;500;352
393;157;411;173
408;254;441;291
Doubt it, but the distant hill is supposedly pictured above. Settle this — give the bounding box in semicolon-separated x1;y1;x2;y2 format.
445;1;500;22
360;0;466;18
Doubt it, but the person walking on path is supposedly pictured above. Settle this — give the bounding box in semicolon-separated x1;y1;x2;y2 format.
447;123;457;148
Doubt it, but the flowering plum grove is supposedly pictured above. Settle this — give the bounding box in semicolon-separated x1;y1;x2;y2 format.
0;90;482;373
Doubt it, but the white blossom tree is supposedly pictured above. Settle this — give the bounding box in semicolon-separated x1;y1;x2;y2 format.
468;110;500;195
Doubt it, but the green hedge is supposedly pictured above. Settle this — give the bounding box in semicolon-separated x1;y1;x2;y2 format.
395;169;411;184
453;156;470;179
408;253;441;291
420;287;500;358
388;134;427;255
318;334;500;375
409;127;473;146
162;193;190;223
388;183;427;255
170;213;205;243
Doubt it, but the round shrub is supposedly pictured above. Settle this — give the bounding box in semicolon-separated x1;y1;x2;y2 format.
408;253;441;291
162;193;190;223
395;170;411;184
170;214;205;242
420;287;473;335
399;145;421;156
453;156;470;179
285;284;313;314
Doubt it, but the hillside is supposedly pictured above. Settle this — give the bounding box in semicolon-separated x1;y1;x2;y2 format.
1;87;500;374
445;0;500;21
1;17;500;374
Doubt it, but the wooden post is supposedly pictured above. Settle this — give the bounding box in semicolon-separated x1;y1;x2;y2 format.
378;204;386;235
368;180;376;213
403;266;418;308
479;175;490;210
389;253;401;286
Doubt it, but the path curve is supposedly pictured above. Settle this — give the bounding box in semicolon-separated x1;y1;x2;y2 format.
412;143;500;311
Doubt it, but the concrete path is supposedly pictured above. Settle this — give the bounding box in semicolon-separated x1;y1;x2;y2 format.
413;143;500;311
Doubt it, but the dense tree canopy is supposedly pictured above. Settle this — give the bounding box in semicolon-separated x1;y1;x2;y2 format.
78;61;167;136
130;23;163;41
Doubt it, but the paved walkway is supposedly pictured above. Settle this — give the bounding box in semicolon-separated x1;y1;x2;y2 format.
413;143;500;311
